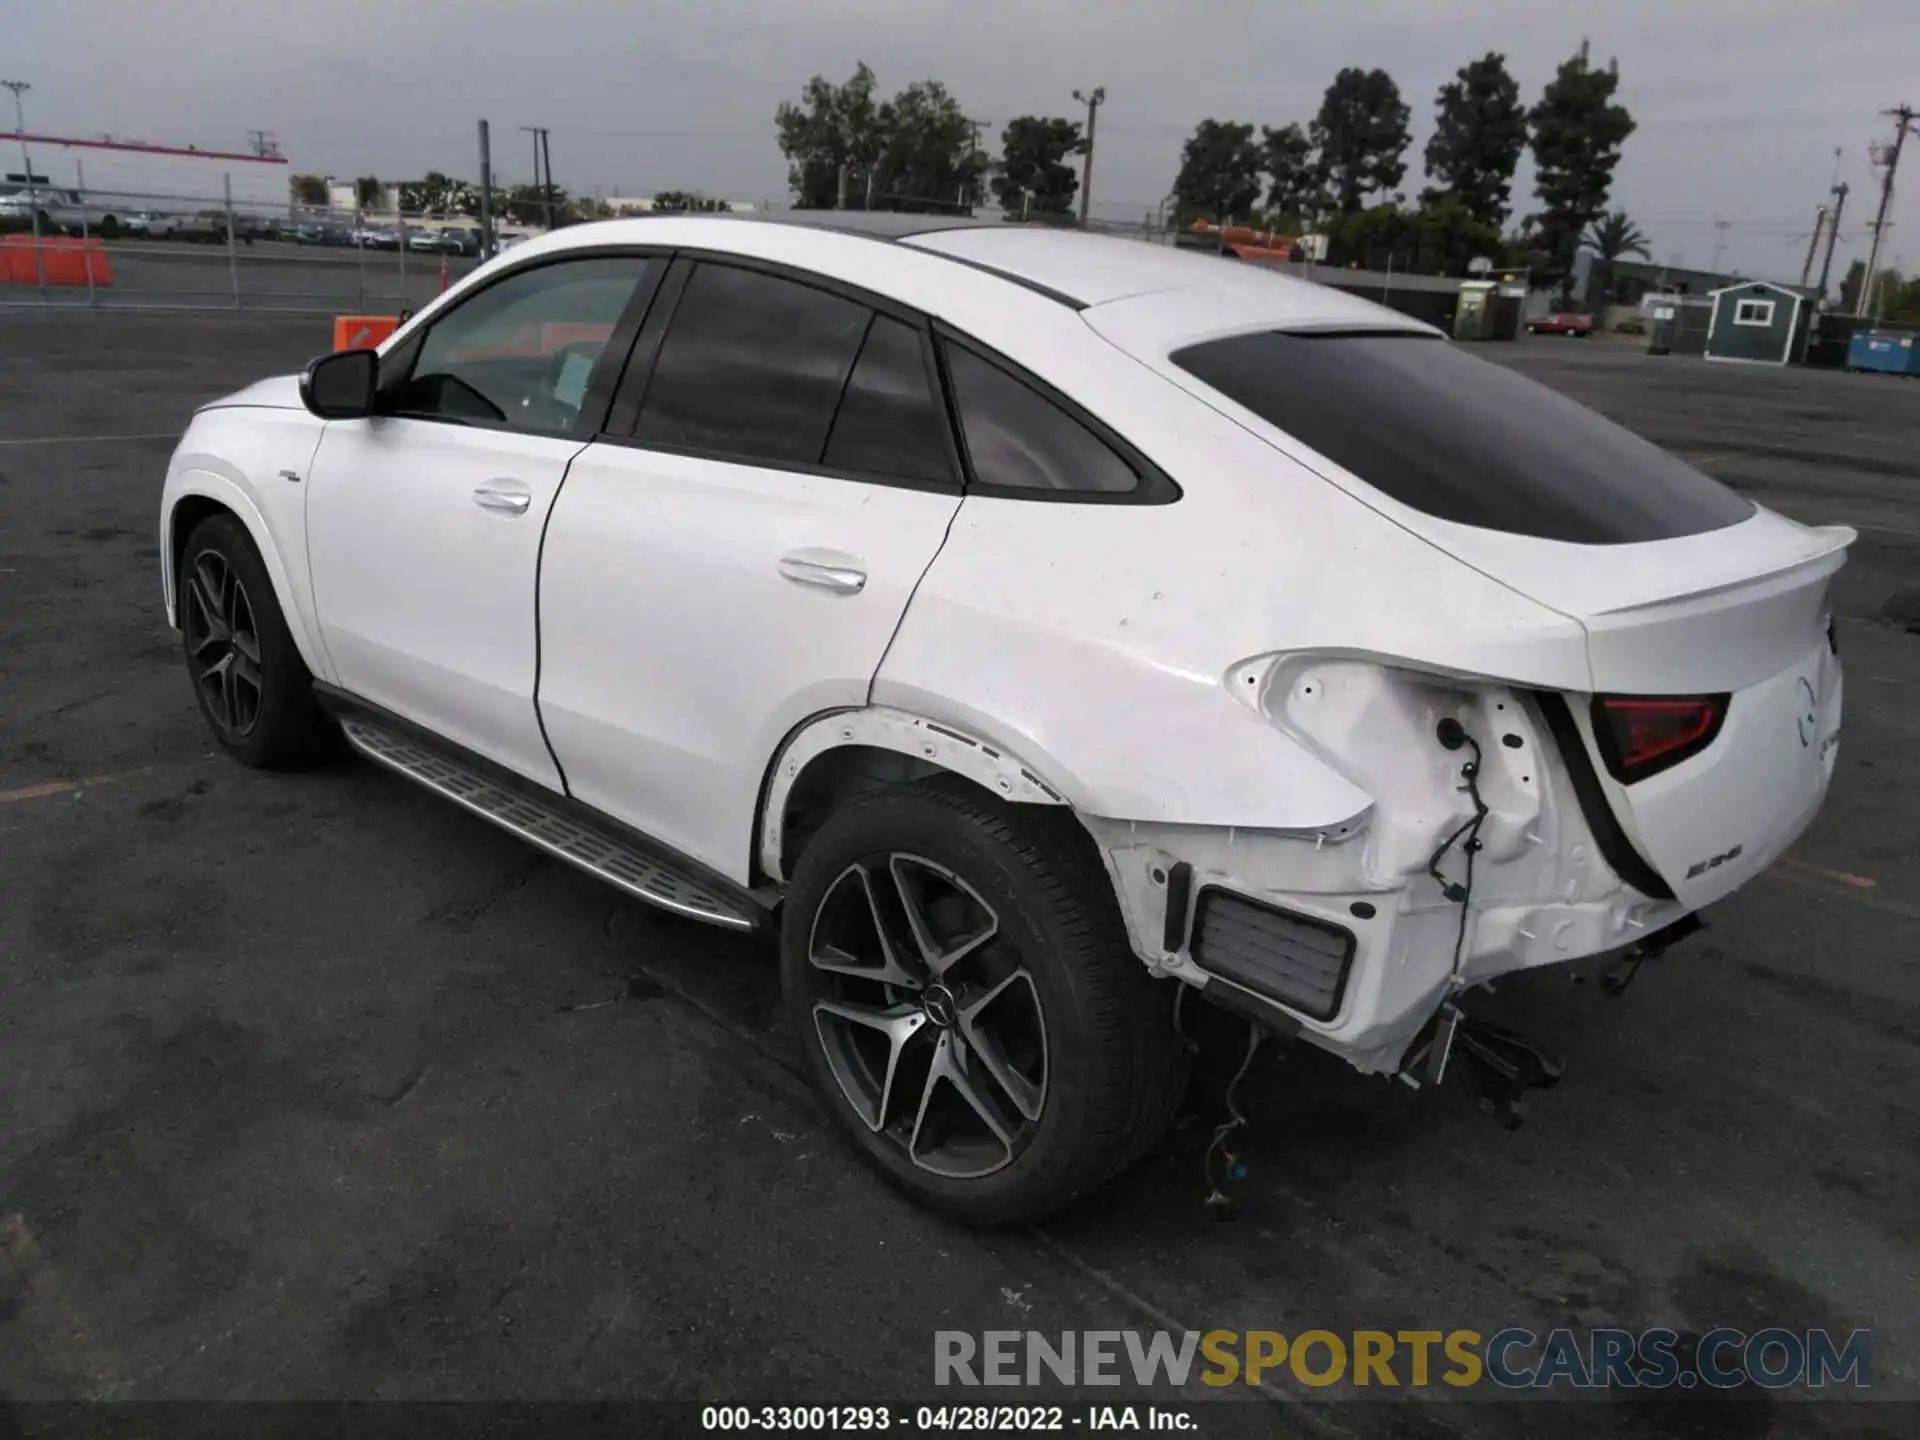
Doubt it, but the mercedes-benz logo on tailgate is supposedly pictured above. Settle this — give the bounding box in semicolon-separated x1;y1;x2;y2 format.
1796;677;1817;747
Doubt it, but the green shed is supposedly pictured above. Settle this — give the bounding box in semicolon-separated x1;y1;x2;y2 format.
1704;280;1814;366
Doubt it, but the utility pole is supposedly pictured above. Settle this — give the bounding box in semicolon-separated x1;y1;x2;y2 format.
1800;204;1828;288
965;116;985;211
1072;86;1105;227
1817;181;1849;301
1857;104;1916;317
540;129;556;228
1709;218;1732;273
520;125;553;229
477;119;495;257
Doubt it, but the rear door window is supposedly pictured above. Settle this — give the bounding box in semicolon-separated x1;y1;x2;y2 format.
1170;331;1754;543
821;315;953;484
632;262;869;467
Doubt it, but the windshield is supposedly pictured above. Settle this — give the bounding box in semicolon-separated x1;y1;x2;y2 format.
1171;331;1754;544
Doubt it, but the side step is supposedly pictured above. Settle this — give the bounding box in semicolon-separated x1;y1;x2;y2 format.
338;716;758;932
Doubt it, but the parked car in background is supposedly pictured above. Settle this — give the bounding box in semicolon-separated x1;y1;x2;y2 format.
405;227;468;254
157;215;1848;1224
1528;312;1594;337
0;187;129;236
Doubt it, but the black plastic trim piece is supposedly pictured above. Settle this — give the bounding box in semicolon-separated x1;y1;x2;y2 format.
1589;692;1731;785
1530;691;1677;901
602;255;694;438
908;246;1090;310
1190;887;1355;1023
312;682;771;921
1162;861;1194;954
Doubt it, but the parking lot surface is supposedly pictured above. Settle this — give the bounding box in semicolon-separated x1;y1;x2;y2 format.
3;312;1917;1435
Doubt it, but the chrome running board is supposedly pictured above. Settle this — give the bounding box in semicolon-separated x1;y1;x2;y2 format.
339;716;757;932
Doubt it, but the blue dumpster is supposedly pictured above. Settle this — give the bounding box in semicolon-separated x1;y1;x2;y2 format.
1848;328;1920;375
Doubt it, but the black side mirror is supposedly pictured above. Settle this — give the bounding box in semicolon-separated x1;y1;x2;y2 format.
300;348;378;419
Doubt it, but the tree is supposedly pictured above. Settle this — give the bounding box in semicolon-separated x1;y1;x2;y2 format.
353;176;384;212
993;115;1083;218
396;172;474;215
288;174;329;209
1259;123;1317;219
651;190;732;213
775;62;882;208
1423;52;1526;228
1842;261;1917;319
1528;41;1636;301
1311;68;1411;213
870;79;987;212
1580;209;1650;305
503;183;567;226
1172;119;1263;223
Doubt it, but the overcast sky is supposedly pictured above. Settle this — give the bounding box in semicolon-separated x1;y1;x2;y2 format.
10;0;1918;279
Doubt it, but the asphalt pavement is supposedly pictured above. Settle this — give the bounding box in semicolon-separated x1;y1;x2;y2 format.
2;313;1916;1435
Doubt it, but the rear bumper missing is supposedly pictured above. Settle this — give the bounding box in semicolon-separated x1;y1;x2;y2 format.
1076;677;1693;1073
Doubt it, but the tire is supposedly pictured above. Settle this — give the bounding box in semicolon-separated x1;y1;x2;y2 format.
781;777;1186;1226
177;513;334;768
98;215;119;239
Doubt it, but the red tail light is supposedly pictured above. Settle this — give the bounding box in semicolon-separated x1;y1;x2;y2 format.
1592;694;1729;783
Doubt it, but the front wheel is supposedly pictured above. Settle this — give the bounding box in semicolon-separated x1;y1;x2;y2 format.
782;780;1186;1227
178;514;334;768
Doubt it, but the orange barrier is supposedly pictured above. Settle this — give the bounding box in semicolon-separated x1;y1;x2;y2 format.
1;234;113;287
332;314;399;351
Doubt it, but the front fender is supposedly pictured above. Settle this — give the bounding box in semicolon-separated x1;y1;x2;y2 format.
162;413;330;680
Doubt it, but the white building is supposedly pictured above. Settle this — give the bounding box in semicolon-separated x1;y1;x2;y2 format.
1;130;292;214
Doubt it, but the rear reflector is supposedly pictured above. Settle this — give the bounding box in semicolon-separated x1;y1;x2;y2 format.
1591;694;1729;783
1190;889;1355;1022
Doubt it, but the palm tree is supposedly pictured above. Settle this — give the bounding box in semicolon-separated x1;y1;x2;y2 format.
1581;209;1651;307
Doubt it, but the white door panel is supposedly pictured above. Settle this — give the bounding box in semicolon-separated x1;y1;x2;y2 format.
305;418;584;787
538;445;960;882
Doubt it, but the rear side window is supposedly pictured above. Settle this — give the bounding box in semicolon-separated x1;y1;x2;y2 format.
944;343;1138;495
1171;332;1754;543
633;263;868;466
821;315;952;483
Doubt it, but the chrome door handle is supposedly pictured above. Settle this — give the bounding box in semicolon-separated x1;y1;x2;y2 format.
778;551;867;595
473;480;532;515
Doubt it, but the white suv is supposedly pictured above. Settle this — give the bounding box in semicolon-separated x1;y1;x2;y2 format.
159;214;1848;1224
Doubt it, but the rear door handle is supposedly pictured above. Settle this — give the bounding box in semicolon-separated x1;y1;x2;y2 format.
778;549;867;595
473;479;532;515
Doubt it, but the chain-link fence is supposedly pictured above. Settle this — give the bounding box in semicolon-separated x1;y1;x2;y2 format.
0;180;549;314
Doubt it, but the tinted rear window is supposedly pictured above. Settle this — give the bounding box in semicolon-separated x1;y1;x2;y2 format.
1171;332;1753;543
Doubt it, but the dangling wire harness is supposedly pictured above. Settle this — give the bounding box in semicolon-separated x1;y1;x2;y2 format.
1427;717;1490;981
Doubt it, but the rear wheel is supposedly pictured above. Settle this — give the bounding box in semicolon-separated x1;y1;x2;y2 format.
179;514;334;768
781;779;1185;1226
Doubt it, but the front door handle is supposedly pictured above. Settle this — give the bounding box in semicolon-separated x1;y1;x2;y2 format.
473;479;532;515
778;549;867;596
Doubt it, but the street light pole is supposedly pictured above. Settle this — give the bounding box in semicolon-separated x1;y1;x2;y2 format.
2;80;47;298
1071;86;1105;227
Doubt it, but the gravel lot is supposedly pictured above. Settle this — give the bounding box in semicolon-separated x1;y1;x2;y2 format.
2;313;1916;1436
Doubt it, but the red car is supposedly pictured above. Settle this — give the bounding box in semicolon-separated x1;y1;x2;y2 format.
1528;311;1594;336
